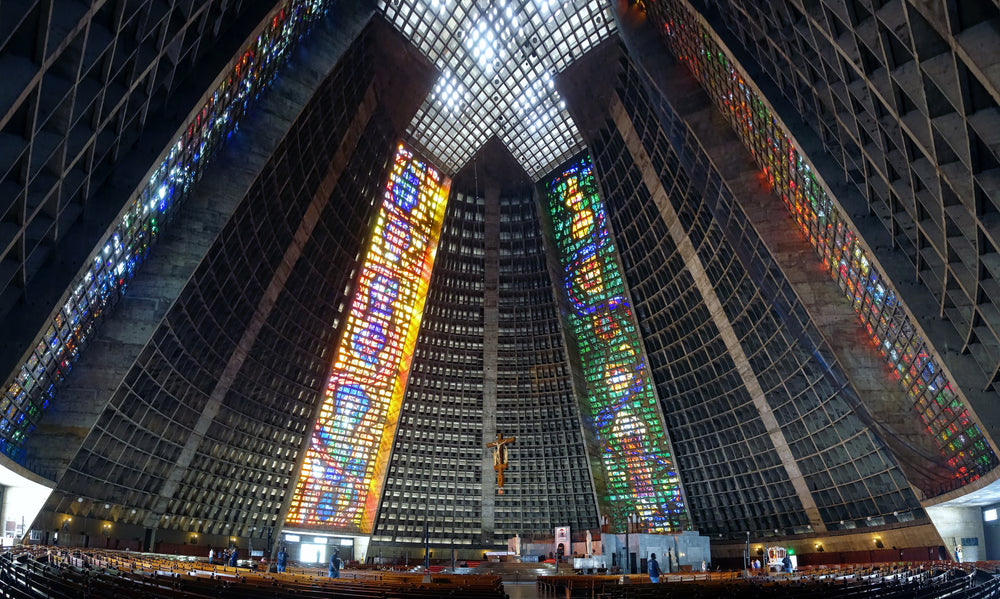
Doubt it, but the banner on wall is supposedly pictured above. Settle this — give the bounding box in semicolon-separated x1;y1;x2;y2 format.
555;526;571;555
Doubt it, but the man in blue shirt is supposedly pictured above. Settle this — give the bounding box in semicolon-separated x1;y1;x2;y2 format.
648;552;661;583
782;555;793;574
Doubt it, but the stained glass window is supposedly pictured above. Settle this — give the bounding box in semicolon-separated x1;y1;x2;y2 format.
545;155;688;532
286;145;449;531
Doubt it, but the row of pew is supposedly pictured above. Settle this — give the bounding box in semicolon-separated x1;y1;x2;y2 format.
0;547;508;599
537;563;1000;598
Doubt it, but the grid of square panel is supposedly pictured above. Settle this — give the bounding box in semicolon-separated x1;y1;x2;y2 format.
646;0;997;490
593;121;812;537
0;0;331;464
378;0;615;179
601;56;923;535
494;191;598;540
42;34;383;535
371;192;487;546
704;0;1000;402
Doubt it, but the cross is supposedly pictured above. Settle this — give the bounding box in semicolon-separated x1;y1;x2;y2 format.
486;432;516;494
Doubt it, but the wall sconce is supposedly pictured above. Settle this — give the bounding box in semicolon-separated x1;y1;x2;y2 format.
874;537;884;549
62;518;72;531
815;543;824;552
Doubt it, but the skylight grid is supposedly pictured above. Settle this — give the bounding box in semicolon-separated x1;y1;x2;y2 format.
432;69;469;114
407;93;493;175
377;0;616;179
505;107;582;178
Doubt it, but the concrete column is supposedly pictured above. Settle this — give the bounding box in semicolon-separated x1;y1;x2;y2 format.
481;186;500;543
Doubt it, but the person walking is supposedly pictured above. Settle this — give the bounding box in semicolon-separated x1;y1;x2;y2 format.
276;546;287;573
782;554;793;574
329;548;341;578
648;552;662;583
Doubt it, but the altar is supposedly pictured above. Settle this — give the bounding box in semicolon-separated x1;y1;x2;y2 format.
573;556;608;573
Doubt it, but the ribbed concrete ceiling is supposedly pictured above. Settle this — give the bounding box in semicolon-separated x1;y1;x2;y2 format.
378;0;616;179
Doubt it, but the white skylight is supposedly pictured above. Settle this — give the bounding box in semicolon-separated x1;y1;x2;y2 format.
466;19;504;73
433;69;469;114
378;0;616;179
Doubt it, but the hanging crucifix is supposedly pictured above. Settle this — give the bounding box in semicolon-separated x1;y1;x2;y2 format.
487;432;516;494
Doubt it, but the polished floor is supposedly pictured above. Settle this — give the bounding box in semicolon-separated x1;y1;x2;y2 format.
504;581;540;599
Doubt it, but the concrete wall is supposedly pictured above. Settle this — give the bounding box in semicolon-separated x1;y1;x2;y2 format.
0;458;53;544
711;521;947;566
983;505;1000;561
926;505;986;562
2;484;50;543
600;532;711;570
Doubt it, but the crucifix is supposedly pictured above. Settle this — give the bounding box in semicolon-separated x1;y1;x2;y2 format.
486;432;516;494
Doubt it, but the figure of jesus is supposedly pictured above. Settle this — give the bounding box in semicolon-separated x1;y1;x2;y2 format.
493;442;507;466
486;432;516;493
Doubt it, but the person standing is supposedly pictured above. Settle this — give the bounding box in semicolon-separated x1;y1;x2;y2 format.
329;548;341;578
208;547;214;565
648;552;661;583
782;554;792;574
230;547;238;568
276;546;287;573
